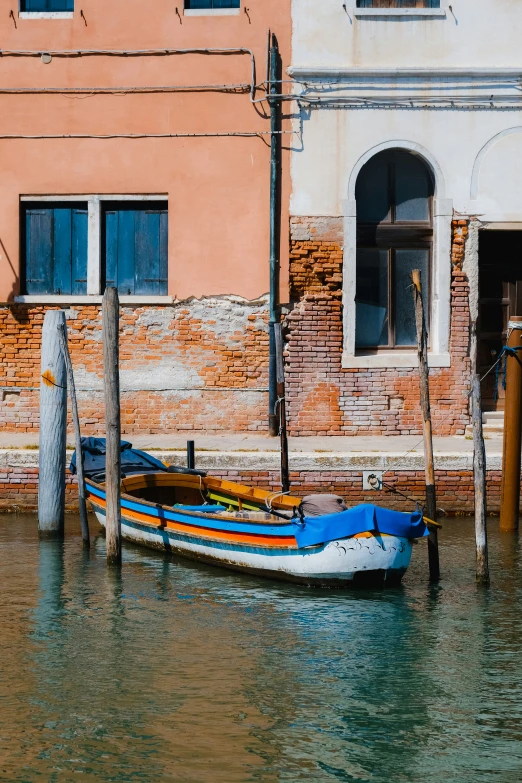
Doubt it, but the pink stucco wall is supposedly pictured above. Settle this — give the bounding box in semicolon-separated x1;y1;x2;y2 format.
0;1;291;302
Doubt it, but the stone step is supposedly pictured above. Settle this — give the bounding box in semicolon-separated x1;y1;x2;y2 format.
465;412;504;439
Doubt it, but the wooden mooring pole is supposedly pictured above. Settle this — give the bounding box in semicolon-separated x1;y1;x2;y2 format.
274;322;290;493
103;287;122;565
412;270;440;582
500;317;522;532
38;310;67;538
58;322;90;549
471;374;489;584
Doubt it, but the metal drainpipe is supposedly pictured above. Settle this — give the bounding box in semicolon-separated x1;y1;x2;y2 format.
268;34;281;437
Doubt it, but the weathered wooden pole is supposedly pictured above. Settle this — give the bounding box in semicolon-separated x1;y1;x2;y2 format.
39;310;67;538
103;287;122;565
471;373;489;584
500;317;522;532
274;322;290;493
412;269;440;582
58;322;90;548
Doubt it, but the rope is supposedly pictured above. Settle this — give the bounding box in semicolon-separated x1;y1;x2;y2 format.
372;335;522;518
493;345;522;402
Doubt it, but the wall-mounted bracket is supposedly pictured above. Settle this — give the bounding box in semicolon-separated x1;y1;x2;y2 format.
363;471;383;491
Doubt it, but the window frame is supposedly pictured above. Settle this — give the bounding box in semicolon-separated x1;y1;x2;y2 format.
355;243;433;350
19;0;74;16
355;151;434;351
353;1;445;17
16;195;172;304
184;0;241;16
356;1;440;6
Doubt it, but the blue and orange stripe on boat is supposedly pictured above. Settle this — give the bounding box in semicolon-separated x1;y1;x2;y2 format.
87;482;300;549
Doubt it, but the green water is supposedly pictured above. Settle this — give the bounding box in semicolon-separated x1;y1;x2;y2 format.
0;515;521;783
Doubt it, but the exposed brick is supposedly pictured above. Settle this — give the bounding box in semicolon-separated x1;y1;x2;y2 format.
285;217;472;436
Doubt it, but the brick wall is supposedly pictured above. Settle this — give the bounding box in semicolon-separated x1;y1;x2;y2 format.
285;216;472;436
0;298;270;434
0;465;507;516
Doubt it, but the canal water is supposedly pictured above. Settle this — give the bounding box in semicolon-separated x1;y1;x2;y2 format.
0;515;521;783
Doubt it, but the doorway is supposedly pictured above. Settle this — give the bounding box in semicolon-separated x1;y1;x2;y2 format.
478;230;522;410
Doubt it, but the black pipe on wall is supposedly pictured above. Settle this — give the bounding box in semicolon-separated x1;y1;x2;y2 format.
268;34;282;437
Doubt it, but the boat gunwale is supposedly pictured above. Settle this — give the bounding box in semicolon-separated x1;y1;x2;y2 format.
86;476;298;528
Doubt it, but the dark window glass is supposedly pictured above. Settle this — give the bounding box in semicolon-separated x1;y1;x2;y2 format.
355;155;390;224
355;249;389;347
394;249;429;345
23;203;87;295
21;0;74;11
356;2;440;8
395;153;431;222
184;1;240;9
355;150;433;349
103;203;168;296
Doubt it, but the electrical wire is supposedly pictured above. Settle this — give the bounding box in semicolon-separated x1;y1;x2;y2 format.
0;130;294;140
0;84;251;95
0;46;258;100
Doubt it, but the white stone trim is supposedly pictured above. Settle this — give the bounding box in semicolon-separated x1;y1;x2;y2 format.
19;12;73;19
342;352;451;369
470;127;522;201
87;196;101;295
184;8;240;16
342;145;452;369
14;296;174;304
352;8;446;17
20;194;168;202
347;140;447;201
288;67;522;79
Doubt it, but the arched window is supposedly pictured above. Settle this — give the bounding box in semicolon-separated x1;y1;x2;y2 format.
355;150;434;349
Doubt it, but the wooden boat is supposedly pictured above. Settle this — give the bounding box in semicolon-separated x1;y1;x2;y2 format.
85;470;428;587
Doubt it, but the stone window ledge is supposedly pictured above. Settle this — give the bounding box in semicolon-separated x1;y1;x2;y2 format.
353;8;446;17
19;12;74;19
184;9;240;16
342;352;451;369
14;295;174;305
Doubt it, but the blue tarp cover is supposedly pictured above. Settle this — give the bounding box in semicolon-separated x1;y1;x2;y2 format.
70;437;167;478
293;504;428;548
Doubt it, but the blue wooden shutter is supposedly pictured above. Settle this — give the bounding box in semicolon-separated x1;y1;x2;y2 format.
25;209;53;295
22;0;74;11
71;209;88;295
103;204;168;296
23;203;87;295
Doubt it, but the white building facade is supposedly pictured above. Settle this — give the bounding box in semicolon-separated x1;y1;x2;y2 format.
285;0;522;436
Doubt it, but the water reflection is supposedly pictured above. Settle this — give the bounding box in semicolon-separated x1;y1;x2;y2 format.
0;515;521;782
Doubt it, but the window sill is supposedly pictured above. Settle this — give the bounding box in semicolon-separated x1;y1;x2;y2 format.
184;8;241;16
15;295;174;305
342;352;451;369
19;12;74;19
353;8;446;17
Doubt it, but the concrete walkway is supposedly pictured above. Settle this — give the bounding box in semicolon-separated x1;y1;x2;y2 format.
0;432;504;471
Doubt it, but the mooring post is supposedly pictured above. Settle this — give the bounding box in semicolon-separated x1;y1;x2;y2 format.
187;440;195;470
471;374;489;583
58;322;90;548
500;316;522;532
274;322;290;493
103;287;122;565
39;310;67;538
412;269;440;582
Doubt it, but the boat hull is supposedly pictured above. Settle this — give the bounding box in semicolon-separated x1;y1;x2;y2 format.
92;506;413;587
